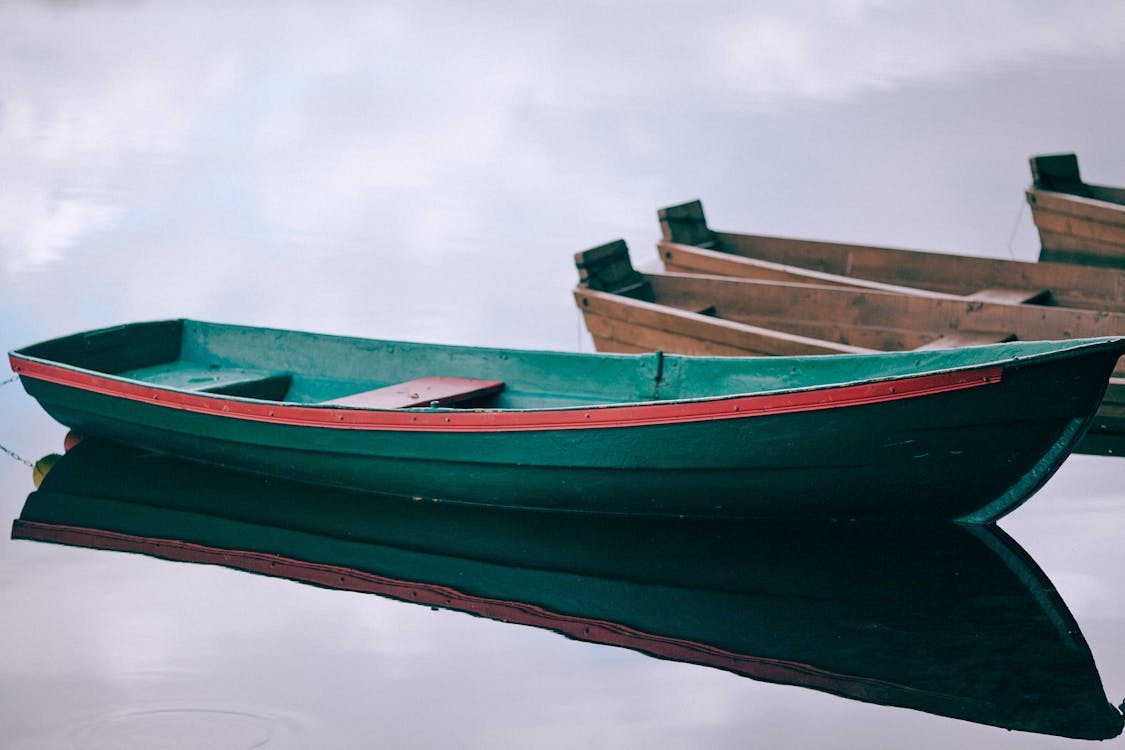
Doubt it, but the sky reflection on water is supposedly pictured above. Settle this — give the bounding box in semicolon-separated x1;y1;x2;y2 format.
2;1;1125;747
4;1;1125;351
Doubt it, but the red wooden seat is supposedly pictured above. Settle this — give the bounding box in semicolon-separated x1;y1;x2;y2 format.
324;376;504;409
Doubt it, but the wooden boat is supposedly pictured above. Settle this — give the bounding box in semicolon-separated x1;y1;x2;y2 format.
575;240;1125;442
1027;153;1125;268
10;319;1125;521
12;439;1125;740
657;199;1125;311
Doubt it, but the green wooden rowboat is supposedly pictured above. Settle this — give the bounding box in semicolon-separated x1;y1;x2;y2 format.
9;319;1124;521
12;440;1125;739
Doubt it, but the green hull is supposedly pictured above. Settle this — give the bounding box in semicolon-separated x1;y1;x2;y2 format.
10;320;1125;521
13;441;1124;740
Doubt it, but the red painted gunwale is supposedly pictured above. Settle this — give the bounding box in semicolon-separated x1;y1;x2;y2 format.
8;355;1003;434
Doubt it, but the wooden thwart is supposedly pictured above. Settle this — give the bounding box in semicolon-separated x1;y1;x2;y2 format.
913;331;1017;351
325;377;505;409
966;287;1052;305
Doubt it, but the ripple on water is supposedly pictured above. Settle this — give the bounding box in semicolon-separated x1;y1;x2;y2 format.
69;707;303;749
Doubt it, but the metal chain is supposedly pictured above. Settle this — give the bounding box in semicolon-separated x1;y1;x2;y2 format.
0;442;33;468
0;375;34;466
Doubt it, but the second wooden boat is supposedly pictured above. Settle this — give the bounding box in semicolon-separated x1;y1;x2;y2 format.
657;199;1125;311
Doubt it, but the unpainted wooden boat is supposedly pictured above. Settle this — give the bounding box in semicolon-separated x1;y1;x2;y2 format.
1027;153;1125;268
11;319;1125;521
575;240;1125;441
657;199;1125;311
12;439;1125;740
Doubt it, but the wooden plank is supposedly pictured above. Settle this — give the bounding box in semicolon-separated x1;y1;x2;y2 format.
1027;188;1125;227
645;270;1125;347
912;331;1017;351
662;242;954;299
661;231;1125;313
588;333;651;355
1036;230;1125;268
583;311;762;356
324;377;504;409
575;287;871;356
722;315;931;351
1030;205;1125;248
966;287;1052;305
711;229;1073;298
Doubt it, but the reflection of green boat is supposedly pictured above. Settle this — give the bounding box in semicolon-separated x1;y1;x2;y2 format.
9;320;1125;521
13;441;1124;740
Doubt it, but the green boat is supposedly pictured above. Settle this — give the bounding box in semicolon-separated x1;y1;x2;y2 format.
9;319;1125;521
12;440;1124;740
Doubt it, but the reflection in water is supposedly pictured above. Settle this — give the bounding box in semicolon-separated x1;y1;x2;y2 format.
12;440;1124;740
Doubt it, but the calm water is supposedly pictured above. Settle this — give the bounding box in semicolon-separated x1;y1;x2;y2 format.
2;2;1125;747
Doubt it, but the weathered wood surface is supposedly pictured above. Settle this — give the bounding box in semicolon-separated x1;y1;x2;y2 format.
1027;153;1125;268
574;241;1125;437
577;241;1125;364
966;288;1052;305
324;376;504;409
577;290;872;357
658;200;1125;312
912;331;1017;350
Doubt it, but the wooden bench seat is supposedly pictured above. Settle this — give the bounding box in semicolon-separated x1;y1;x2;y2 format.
913;331;1017;351
125;364;293;400
324;376;505;409
965;287;1052;305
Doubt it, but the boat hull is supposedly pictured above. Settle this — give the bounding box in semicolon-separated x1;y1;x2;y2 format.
14;339;1119;522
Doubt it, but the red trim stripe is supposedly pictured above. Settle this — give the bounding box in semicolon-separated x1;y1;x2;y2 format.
9;355;1002;433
